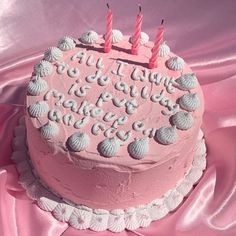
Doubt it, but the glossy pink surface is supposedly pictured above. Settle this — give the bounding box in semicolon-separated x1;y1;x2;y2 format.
1;0;236;235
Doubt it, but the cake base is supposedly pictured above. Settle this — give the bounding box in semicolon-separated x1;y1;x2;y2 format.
12;116;207;233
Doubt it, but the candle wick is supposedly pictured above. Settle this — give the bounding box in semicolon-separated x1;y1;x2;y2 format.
106;3;110;9
161;19;164;25
138;4;142;13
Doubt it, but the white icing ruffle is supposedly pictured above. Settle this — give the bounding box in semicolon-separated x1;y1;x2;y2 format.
67;132;89;152
12;116;207;233
12;136;26;151
58;36;76;51
193;153;207;171
16;160;31;173
26;180;52;200
80;31;98;45
129;32;149;45
11;133;25;153
98;137;120;157
38;197;59;212
172;111;194;130
179;93;200;111
111;29;123;44
18;170;35;189
90;209;109;231
164;189;183;211
69;207;92;229
19;116;25;125
34;60;53;77
155;126;177;145
166;56;185;71
128;137;149;159
40;121;59;140
27;76;48;96
158;41;170;57
108;209;125;232
28;101;49;118
124;208;139;230
44;47;63;62
11;150;28;163
148;199;169;220
136;205;152;227
186;167;203;184
176;179;193;197
53;203;74;222
14;125;26;137
175;73;199;91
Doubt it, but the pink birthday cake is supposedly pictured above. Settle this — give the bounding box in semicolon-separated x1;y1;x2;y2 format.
12;29;207;232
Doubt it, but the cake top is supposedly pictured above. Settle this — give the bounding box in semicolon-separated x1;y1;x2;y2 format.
26;30;204;171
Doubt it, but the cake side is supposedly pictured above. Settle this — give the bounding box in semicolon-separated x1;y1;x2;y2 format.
25;34;204;210
12;116;207;232
26;115;199;209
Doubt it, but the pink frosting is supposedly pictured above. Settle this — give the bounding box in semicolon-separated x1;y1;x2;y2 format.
25;36;204;210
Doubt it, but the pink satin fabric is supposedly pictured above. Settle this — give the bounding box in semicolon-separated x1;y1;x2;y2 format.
1;1;236;235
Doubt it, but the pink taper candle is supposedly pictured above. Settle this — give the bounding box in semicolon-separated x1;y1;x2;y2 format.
131;4;143;55
104;3;113;53
148;19;165;69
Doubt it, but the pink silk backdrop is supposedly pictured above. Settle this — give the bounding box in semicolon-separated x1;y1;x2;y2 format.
1;0;236;235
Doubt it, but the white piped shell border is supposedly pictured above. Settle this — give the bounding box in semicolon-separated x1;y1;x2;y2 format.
12;116;207;233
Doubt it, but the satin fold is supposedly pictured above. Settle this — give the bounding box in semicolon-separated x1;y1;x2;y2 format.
1;0;236;235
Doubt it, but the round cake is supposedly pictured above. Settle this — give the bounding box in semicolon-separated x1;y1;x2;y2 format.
14;30;207;232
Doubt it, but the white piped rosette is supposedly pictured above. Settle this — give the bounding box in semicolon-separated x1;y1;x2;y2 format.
90;209;110;231
13;112;207;232
128;137;149;159
155;126;177;145
58;36;76;51
124;207;139;230
111;29;123;44
40;121;59;140
108;209;126;232
34;60;53;77
80;30;98;45
129;32;149;45
158;41;170;57
179;93;200;111
98;137;120;157
27;76;48;96
69;206;93;229
172;111;194;130
44;47;63;62
53;203;74;222
67;132;90;152
28;101;49;118
175;73;199;91
166;56;185;71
